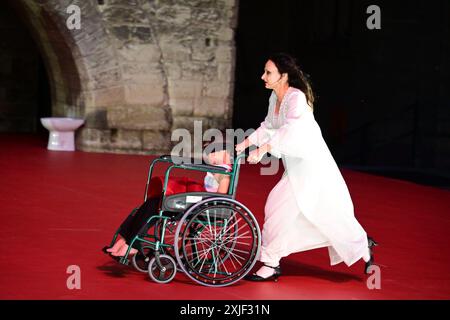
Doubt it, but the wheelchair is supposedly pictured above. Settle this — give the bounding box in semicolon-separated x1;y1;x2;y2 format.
105;152;261;287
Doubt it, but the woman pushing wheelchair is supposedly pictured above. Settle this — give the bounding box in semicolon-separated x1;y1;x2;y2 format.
236;52;378;282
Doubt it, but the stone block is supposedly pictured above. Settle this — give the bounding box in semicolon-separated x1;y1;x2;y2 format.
192;49;216;62
117;44;161;63
130;27;153;43
84;108;108;129
107;105;171;131
165;62;182;80
194;96;226;117
205;81;230;98
73;32;111;58
102;6;148;24
168;79;203;99
125;84;165;106
171;116;205;132
215;46;234;62
168;79;204;116
154;4;191;26
217;62;232;82
170;97;195;116
205;117;231;131
110;129;142;150
142;130;172;151
107;0;141;6
89;67;122;90
110;25;130;41
191;7;221;26
181;61;217;81
77;127;110;148
217;27;234;41
122;63;164;84
160;43;191;62
84;86;126;108
191;38;217;61
220;0;237;8
77;51;118;71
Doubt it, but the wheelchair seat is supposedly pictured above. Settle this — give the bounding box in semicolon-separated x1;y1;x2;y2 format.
162;191;233;213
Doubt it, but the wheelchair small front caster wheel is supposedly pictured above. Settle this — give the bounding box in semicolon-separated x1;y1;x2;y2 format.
132;246;154;273
148;254;177;284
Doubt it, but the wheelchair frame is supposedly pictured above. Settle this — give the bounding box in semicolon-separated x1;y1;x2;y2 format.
107;152;261;286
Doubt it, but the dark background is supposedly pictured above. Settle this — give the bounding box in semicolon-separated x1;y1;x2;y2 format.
233;0;449;187
0;2;51;135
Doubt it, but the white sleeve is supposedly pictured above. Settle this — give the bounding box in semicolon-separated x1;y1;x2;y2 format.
247;115;276;147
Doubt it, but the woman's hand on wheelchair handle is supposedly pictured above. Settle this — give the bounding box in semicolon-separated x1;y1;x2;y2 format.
247;148;263;164
247;144;271;164
235;139;249;155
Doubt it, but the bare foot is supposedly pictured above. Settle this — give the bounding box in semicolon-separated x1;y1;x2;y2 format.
111;243;137;257
106;237;125;253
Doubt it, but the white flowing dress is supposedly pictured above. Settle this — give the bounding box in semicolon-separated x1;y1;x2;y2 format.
248;87;369;267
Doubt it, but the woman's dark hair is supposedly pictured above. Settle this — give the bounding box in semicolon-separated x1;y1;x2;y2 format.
268;52;315;108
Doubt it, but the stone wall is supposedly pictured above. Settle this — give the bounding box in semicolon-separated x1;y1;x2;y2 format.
5;0;238;154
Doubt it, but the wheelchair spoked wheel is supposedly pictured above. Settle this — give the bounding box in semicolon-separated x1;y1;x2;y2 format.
148;254;177;284
131;245;154;273
174;198;261;287
183;219;238;268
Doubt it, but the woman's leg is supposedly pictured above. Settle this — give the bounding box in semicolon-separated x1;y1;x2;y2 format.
123;197;160;242
111;197;161;257
105;198;158;254
104;210;138;253
106;236;126;253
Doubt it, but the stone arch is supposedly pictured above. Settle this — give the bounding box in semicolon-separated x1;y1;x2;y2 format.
10;0;123;121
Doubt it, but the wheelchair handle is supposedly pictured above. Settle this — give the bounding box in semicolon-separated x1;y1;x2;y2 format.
160;152;247;163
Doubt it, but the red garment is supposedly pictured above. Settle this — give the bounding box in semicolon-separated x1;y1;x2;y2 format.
147;176;205;198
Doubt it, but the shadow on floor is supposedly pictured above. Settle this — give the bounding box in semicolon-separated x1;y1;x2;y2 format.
278;260;364;283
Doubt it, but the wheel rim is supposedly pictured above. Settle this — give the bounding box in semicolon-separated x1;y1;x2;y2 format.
148;254;177;284
174;198;261;287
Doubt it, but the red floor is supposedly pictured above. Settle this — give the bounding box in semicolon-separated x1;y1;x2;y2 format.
1;134;449;300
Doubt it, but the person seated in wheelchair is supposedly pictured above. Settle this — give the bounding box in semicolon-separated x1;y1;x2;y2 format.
103;142;233;259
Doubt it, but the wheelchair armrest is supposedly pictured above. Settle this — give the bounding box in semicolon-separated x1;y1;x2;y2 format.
163;192;233;213
179;163;230;173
